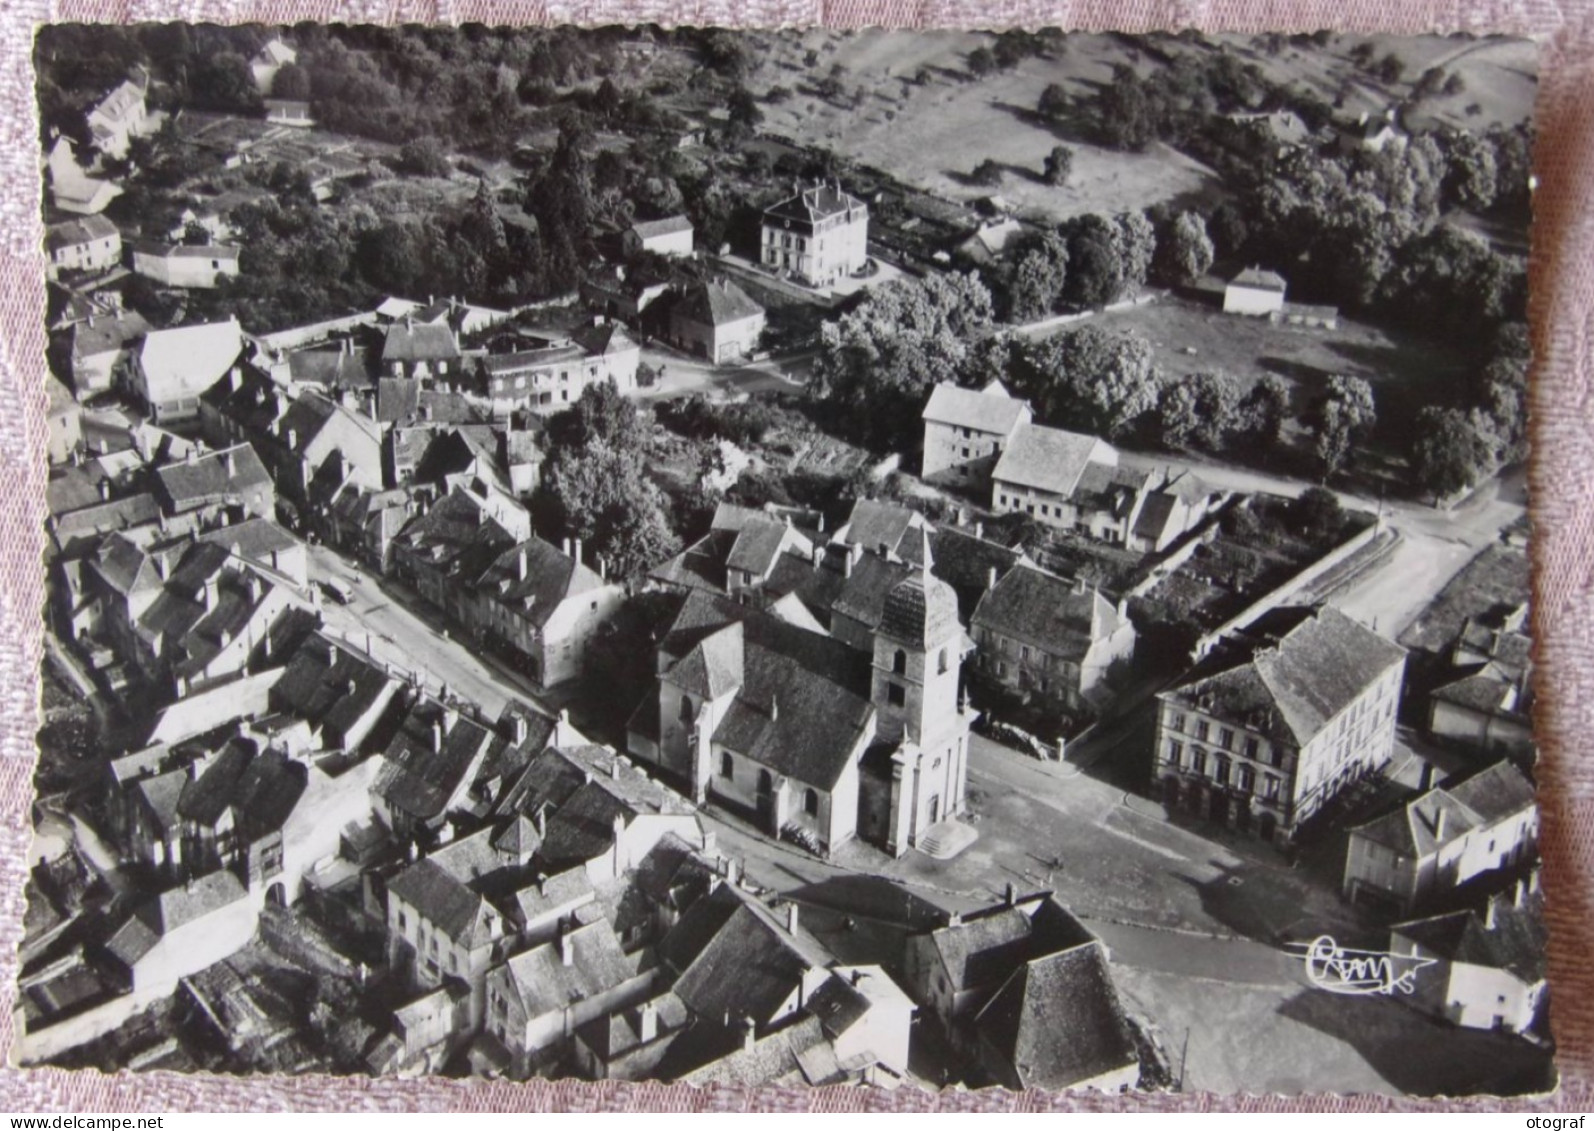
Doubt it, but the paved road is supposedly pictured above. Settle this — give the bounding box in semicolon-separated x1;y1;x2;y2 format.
305;544;551;720
632;345;817;404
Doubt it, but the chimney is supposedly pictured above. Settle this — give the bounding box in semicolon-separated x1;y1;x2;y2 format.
1530;866;1542;895
1005;881;1017;907
431;719;443;753
423;402;433;422
513;712;528;745
245;573;262;603
986;566;998;591
202;576;218;610
741;1015;757;1052
1484;897;1498;930
286;427;297;450
610;758;621;781
98;478;112;501
639;1000;659;1043
572;538;583;564
974;520;984;539
785;901;799;935
562;536;572;557
599;557;607;582
947;910;962;927
1513;880;1526;910
559;925;575;967
1432;807;1447;842
534;805;547;839
223;449;235;478
516;547;527;582
185;445;197;464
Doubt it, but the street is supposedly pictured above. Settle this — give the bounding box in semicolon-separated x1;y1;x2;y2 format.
305;544;552;721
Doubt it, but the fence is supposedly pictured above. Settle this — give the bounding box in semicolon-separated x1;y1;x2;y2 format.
1190;518;1383;660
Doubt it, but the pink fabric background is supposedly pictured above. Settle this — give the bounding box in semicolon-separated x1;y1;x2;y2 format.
0;0;1587;1111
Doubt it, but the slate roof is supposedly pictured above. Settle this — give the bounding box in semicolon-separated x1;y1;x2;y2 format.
271;633;395;739
1229;267;1288;292
495;916;634;1021
511;866;593;927
975;941;1139;1091
52;494;160;556
287;346;376;391
929;525;1028;621
663;887;828;1027
674;280;763;327
630;215;694;240
921;382;1030;436
382;323;459;365
377;378;421;424
47;215;119;251
1166;605;1406;748
972;565;1124;660
70;310;151;362
764;183;866;226
155;444;271;512
1350;760;1536;858
575;992;690;1060
1432;669;1524;715
106;870;248;967
922;895;1094;994
727;517;803;577
393;487;517;583
1392;891;1547;983
471;537;607;631
839;499;929;562
385;858;495;946
992;423;1114;497
178;741;307;841
372;700;494;823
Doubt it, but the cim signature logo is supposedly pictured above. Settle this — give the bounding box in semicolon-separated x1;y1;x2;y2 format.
1290;935;1437;996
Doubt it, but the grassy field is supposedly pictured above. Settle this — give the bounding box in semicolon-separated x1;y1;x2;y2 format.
1086;289;1476;461
747;29;1221;222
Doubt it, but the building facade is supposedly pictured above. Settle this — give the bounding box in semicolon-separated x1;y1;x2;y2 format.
760;182;870;288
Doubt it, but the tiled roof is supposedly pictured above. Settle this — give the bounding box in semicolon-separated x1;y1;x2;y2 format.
386;858;494;946
664;887;826;1027
674;280;763;327
1230;267;1288;291
992;423;1114;497
178;740;307;841
764;182;866;225
975;941;1139;1091
496;917;634;1020
1167;605;1405;747
1392;891;1546;983
921;382;1030;435
382;322;459;365
630;215;693;240
155;443;271;511
70;310;151;361
372;699;494;823
271;633;395;738
1350;760;1535;857
471;537;606;631
838;499;929;562
929;525;1028;621
46;215;119;251
972;565;1124;661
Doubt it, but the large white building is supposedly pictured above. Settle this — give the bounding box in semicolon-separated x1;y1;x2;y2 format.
760;181;870;288
1154;605;1406;846
920;380;1032;484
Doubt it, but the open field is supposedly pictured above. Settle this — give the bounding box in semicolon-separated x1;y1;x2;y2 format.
1086;290;1475;450
748;29;1221;222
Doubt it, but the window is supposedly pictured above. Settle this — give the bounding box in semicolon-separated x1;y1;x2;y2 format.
887;682;905;707
938;649;948;675
1169;712;1186;733
961;447;970;458
1020;645;1030;661
1264;775;1280;800
1244;737;1259;759
804;788;819;816
1192;749;1207;774
1269;747;1285;768
758;769;774;795
1215;758;1231;786
397;910;407;930
1237;766;1254;793
1195;720;1209;741
721;752;733;779
1219;728;1234;751
893;649;907;675
1168;740;1183;766
679;696;694;723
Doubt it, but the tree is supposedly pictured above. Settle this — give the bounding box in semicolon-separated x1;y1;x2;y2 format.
811;272;997;450
1111;211;1156;298
1239;373;1291;447
271;63;311;101
1042;144;1073;186
1156;371;1241;451
1060;214;1123;309
1004;231;1070;323
728;86;764;131
1038;83;1069;120
972;159;1003;187
1411;406;1492;499
1154;211;1214;284
1094;64;1159;151
1308;375;1376;478
1440;129;1499;212
189;51;262;114
968;47;996;77
1374;53;1407;84
397;137;451;178
1015;325;1159;439
1289;486;1344;540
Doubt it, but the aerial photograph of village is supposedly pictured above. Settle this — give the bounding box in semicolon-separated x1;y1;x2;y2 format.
24;23;1550;1096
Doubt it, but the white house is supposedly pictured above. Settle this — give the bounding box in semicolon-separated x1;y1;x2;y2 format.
1222;267;1288;316
130;318;244;423
990;423;1120;530
623;216;694;258
1389;879;1546;1036
264;100;314;128
1343;760;1539;915
47;139;122;216
86;76;149;161
761;181;870;288
131;243;241;289
251;38;298;93
45;215;122;281
668;280;765;364
920;380;1033;484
